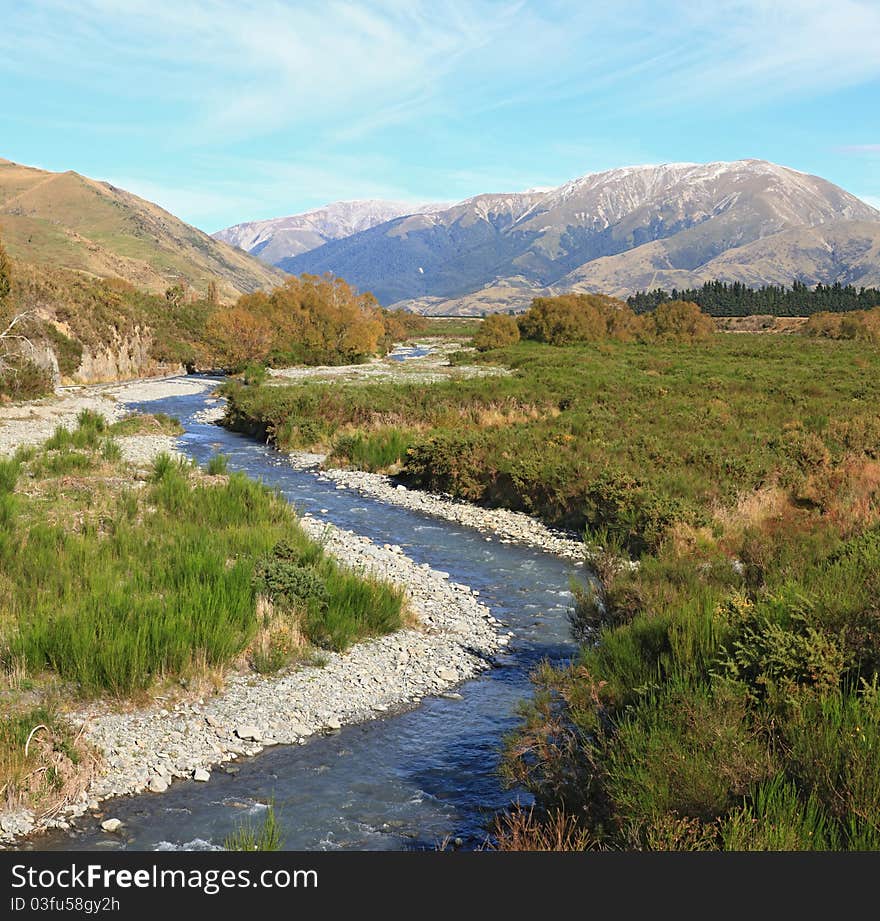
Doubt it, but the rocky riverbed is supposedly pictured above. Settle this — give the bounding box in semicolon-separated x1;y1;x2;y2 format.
0;366;579;847
289;455;587;562
0;376;217;457
267;338;509;386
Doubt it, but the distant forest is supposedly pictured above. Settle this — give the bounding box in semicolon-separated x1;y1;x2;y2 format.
627;280;880;317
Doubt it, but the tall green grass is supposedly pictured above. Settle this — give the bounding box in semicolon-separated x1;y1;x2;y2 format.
1;416;404;697
224;803;283;851
330;428;413;472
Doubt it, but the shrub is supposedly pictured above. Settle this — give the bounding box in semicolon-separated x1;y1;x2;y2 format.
0;359;53;400
473;314;521;351
330;428;412;472
806;307;880;343
643;300;715;341
518;293;638;345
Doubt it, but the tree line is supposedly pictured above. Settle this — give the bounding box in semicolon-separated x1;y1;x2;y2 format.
627;279;880;317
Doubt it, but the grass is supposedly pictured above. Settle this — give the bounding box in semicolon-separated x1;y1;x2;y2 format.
0;705;88;812
0;412;404;699
205;453;229;475
224;802;283;851
109;412;183;437
329;428;413;472
421;317;484;338
224;335;880;552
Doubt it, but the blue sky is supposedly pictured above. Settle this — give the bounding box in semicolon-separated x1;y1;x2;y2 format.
2;0;879;232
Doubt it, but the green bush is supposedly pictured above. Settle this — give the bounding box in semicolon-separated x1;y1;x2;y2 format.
330;428;412;471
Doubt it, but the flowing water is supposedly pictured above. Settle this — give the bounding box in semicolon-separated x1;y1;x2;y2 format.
35;375;583;851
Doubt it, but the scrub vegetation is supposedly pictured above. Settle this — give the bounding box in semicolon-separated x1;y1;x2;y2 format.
225;317;880;850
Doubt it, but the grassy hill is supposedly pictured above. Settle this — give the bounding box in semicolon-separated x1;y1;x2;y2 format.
0;158;285;301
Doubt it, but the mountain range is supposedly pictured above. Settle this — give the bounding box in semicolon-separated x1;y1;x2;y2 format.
214;160;880;314
0;158;284;301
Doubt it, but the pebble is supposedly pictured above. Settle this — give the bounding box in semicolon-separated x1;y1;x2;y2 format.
0;377;528;846
101;818;123;833
193;769;211;782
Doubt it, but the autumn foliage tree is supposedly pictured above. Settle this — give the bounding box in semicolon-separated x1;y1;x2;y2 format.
474;313;521;350
205;305;274;369
518;293;639;345
517;293;714;346
205;274;393;370
642;299;715;341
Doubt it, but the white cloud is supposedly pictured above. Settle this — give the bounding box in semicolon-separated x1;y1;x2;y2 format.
5;0;880;143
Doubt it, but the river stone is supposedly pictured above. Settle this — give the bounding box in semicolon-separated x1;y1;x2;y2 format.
148;776;169;793
325;717;342;730
235;725;262;741
101;818;123;833
193;768;211;782
436;667;457;682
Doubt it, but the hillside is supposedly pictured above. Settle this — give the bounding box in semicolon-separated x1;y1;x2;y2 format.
0;158;285;301
238;160;880;314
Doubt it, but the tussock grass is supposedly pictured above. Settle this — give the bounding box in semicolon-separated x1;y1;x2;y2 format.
109;412;183;437
0;705;88;811
224;802;283;851
329;428;413;472
205;453;229;475
0;414;404;699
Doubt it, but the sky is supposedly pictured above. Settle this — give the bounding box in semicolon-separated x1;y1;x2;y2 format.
2;0;879;232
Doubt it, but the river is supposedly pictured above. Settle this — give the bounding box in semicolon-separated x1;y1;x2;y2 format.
34;377;582;851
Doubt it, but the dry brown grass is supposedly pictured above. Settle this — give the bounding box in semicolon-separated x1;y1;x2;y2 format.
0;709;98;817
716;316;808;334
713;484;793;540
489;806;597;851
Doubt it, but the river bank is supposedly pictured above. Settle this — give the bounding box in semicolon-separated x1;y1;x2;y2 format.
288;454;586;562
2;514;502;846
0;376;506;847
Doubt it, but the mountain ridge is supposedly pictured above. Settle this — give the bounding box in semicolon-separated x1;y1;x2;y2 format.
215;159;880;313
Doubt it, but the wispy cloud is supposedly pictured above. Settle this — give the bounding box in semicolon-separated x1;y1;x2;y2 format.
3;0;879;226
6;0;880;143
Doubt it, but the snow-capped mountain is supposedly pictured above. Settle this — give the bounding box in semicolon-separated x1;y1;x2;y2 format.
213;199;446;266
217;161;880;313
